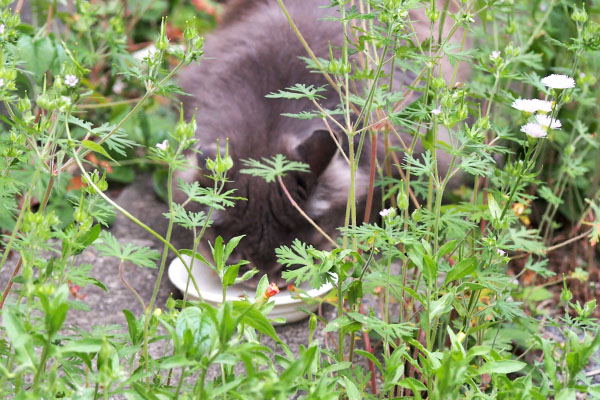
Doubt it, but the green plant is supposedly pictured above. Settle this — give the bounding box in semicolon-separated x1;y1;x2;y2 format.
0;0;599;399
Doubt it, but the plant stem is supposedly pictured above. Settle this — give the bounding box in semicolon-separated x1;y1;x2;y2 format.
277;176;338;248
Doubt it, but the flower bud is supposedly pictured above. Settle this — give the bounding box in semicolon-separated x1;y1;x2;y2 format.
571;7;588;23
156;17;169;51
216;155;233;173
17;96;31;113
412;208;422;222
431;77;446;90
560;286;572;304
264;282;280;298
205;158;215;171
184;20;198;41
397;184;409;211
505;20;516;35
175;106;197;141
36;93;56;110
426;7;440;22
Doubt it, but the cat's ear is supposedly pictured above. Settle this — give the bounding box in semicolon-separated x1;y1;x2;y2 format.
295;129;338;177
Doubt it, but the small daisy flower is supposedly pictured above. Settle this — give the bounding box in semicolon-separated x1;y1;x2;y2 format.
521;122;547;139
535;114;562;129
379;208;396;218
490;50;501;61
64;74;79;87
0;24;5;35
432;105;442;116
511;98;553;114
541;74;575;90
156;139;169;150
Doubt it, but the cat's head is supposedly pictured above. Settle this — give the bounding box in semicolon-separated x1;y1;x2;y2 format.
175;127;342;280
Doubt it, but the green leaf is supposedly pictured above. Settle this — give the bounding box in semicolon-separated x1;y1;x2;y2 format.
175;307;215;358
49;303;69;337
342;376;361;400
18;36;56;80
159;354;195;370
123;309;139;345
265;83;327;100
61;338;103;354
428;292;454;322
397;377;426;393
354;350;383;373
3;309;27;349
70;224;101;256
222;265;240;287
555;388;576;400
477;360;526;375
444;256;477;285
179;249;210;266
82;140;117;163
211;236;224;270
240;154;309;183
588;385;600;398
95;231;160;268
254;275;270;301
487;193;502;226
224;235;245;261
437;240;457;261
218;301;235;344
233;301;281;344
422;254;438;286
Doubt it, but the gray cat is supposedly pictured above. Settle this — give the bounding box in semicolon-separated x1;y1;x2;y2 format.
176;0;466;279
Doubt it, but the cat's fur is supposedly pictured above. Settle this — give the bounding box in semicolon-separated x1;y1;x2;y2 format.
176;0;467;279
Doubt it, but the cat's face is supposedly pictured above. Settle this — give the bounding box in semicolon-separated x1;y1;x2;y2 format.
177;128;342;279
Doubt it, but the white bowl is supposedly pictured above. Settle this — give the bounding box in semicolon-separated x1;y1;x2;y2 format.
168;255;333;324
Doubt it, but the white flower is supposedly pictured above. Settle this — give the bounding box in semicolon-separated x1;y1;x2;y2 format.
511;98;553;114
0;78;4;88
156;140;169;150
496;249;506;257
64;74;78;87
541;74;575;89
520;122;547;138
535;114;562;129
0;24;5;35
379;208;395;217
490;50;501;61
432;105;442;116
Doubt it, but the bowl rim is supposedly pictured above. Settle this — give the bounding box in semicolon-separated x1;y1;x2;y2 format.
168;255;334;306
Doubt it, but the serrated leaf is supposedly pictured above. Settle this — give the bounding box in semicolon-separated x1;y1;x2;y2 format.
265;83;327;100
95;231;160;268
240;154;309;183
